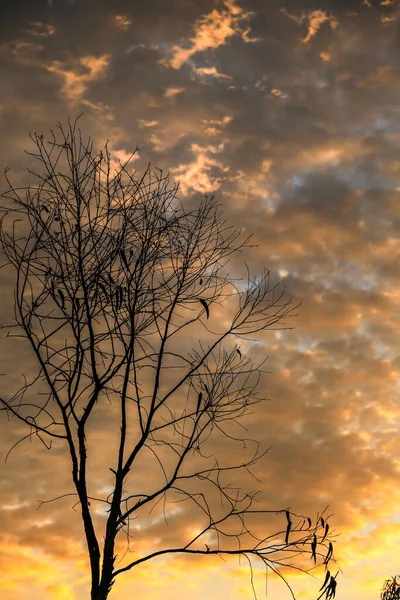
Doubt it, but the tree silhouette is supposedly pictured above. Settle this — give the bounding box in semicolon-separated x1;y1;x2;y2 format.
382;576;400;600
0;118;337;600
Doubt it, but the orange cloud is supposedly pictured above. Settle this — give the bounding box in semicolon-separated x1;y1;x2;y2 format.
114;15;132;30
280;8;338;43
171;143;229;194
303;10;338;43
166;0;257;69
24;22;55;37
47;55;110;103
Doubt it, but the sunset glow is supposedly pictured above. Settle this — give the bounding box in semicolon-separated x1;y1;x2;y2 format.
1;1;400;599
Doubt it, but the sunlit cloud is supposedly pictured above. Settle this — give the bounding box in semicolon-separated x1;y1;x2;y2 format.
2;1;400;599
164;87;185;98
280;8;338;43
270;87;288;99
320;51;331;61
0;40;44;63
381;14;396;22
138;119;159;128
302;10;338;43
165;0;257;69
194;66;232;80
114;14;132;30
45;582;75;600
24;21;55;37
149;131;187;152
47;54;110;103
171;143;229;194
203;115;232;135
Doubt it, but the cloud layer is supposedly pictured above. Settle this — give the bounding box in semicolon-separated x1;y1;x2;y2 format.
1;1;400;599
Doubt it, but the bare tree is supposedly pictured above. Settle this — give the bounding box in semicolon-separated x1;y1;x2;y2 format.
0;118;337;600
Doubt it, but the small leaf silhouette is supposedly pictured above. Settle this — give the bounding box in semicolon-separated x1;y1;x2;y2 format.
322;523;329;542
196;392;202;415
236;348;242;358
284;510;292;544
120;249;129;271
311;534;317;564
307;517;312;529
57;289;65;309
204;384;212;408
324;541;333;565
98;281;108;297
115;288;121;310
317;574;338;600
326;577;337;600
319;570;331;592
198;298;209;319
321;516;325;528
41;205;49;213
199;278;203;285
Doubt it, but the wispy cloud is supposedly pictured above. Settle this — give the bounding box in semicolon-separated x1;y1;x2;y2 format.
47;54;110;103
24;21;55;37
114;14;132;30
164;86;185;98
165;0;257;69
280;8;338;43
194;66;232;80
171;143;229;194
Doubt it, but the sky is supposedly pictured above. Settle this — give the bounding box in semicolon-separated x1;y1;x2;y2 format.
1;0;400;599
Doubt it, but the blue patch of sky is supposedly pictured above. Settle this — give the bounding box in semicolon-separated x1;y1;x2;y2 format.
356;322;396;360
291;174;304;188
297;341;315;353
376;343;386;356
357;511;400;538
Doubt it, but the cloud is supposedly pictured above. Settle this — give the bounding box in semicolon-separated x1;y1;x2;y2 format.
280;8;339;43
320;51;331;61
114;15;132;30
193;66;232;80
149;131;187;152
203;115;232;135
0;533;83;599
47;54;110;103
302;10;338;44
45;583;75;600
24;21;55;37
171;143;229;194
138;119;159;128
2;2;400;599
0;40;45;63
164;87;185;98
279;7;306;26
270;87;288;99
166;0;257;69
